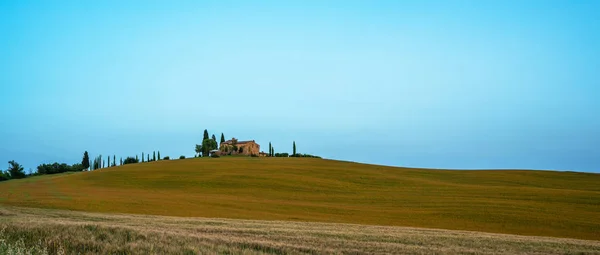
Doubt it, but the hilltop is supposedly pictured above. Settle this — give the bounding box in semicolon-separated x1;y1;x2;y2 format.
0;157;598;240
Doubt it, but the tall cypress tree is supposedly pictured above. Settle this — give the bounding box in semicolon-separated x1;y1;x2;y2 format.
269;142;272;157
82;151;90;170
147;154;150;162
142;152;144;162
158;151;161;160
220;133;225;145
107;156;110;167
203;129;209;140
136;155;139;162
153;151;156;161
293;141;296;156
120;157;123;166
113;155;116;167
212;134;217;143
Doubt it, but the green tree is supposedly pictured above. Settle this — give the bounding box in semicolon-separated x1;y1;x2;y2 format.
147;154;150;162
82;151;90;170
272;147;275;157
120;157;123;166
220;133;225;145
142;152;144;163
112;155;116;167
135;155;139;162
269;142;272;157
158;151;161;160
212;134;217;143
195;144;202;157
201;139;217;157
6;160;25;179
107;155;110;168
153;151;156;161
203;129;209;140
0;170;8;181
293;141;296;156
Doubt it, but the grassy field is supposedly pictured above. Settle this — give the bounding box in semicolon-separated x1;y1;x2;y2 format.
0;157;598;241
2;206;599;255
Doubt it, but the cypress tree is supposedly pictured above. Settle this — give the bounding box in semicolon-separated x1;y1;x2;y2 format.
142;152;144;162
220;133;225;145
113;155;116;166
158;151;161;160
82;151;90;170
203;129;209;140
293;141;296;156
153;151;156;161
120;157;123;166
212;134;217;143
269;142;272;157
147;154;150;162
135;155;139;162
107;156;110;168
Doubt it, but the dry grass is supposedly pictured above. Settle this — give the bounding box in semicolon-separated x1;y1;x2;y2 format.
1;206;599;255
0;157;599;240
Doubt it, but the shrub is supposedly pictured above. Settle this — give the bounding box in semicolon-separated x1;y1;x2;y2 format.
274;153;289;157
210;154;220;158
163;156;170;160
179;156;185;160
123;157;139;165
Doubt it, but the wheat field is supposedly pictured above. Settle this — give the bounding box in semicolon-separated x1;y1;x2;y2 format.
1;206;599;254
1;157;599;241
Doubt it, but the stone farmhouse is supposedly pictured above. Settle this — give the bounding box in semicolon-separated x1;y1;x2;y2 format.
219;138;260;156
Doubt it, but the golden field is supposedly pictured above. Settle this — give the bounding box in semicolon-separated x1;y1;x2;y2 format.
2;206;599;254
0;157;598;241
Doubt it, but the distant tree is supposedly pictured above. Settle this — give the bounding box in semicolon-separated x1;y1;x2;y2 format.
107;156;110;168
153;151;156;161
113;155;116;167
147;154;150;162
157;151;161;160
272;147;275;157
269;142;272;157
220;133;225;145
179;155;186;159
82;151;90;170
120;157;123;166
163;156;170;160
71;163;85;172
142;152;144;163
195;144;202;157
212;134;217;143
0;170;8;181
102;160;105;168
202;139;217;157
203;129;209;141
293;141;296;156
6;160;25;179
123;157;139;165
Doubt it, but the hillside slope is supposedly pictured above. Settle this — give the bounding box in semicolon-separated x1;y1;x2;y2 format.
0;158;598;240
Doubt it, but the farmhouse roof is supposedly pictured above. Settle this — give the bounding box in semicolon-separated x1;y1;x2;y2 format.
221;139;256;145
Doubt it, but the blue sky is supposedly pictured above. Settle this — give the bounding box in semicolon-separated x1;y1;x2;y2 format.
1;0;599;172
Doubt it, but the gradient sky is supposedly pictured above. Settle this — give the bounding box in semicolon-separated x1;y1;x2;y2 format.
1;0;599;173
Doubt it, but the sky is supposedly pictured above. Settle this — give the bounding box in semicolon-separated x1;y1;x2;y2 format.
0;0;599;173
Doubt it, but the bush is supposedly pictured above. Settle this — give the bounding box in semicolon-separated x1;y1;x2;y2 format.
179;156;186;159
290;154;322;158
274;153;289;157
210;154;220;158
123;157;139;165
163;156;170;160
36;162;84;175
0;171;8;181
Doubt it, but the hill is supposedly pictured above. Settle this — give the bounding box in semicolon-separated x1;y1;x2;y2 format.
0;157;598;240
